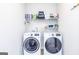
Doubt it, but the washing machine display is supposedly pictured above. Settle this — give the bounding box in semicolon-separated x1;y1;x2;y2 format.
45;37;62;54
23;37;40;53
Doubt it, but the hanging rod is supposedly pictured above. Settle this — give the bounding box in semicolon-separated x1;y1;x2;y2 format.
71;3;79;11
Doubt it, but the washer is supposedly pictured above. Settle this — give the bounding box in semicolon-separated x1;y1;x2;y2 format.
44;32;62;55
23;32;41;55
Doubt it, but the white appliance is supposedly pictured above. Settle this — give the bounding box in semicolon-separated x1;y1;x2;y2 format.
23;32;41;55
44;32;63;55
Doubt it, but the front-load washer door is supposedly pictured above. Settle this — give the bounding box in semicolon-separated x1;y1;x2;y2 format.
45;37;62;54
23;37;40;53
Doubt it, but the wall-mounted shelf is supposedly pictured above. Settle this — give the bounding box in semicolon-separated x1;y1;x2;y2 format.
25;17;59;24
25;13;59;32
71;3;79;11
25;17;59;32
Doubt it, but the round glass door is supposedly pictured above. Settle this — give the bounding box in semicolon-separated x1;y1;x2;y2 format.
23;37;40;53
45;37;62;54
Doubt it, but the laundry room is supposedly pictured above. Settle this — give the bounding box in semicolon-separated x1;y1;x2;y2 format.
0;3;79;55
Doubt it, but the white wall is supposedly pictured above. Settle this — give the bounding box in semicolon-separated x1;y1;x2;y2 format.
1;3;79;55
58;3;79;55
0;4;25;55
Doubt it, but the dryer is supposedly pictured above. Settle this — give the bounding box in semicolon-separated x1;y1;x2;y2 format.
44;32;62;55
23;32;41;55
